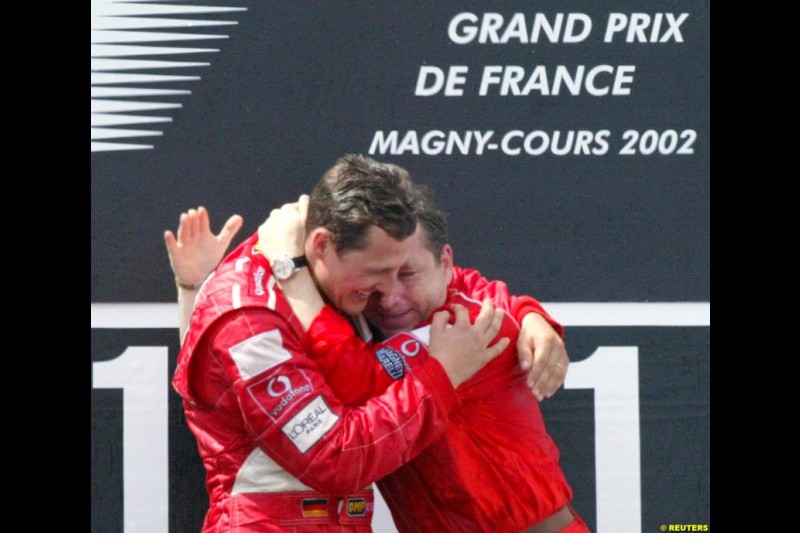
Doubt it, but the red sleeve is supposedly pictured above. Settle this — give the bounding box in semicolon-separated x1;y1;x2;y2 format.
201;308;459;495
306;305;432;406
450;265;565;338
306;306;393;405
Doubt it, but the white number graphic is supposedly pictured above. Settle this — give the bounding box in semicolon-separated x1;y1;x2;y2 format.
93;347;169;533
566;346;641;533
92;344;642;533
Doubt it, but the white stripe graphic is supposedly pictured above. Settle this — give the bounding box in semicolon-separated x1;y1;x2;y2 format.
91;17;237;30
92;73;201;84
92;30;229;43
92;44;220;57
267;276;277;311
92;128;163;140
90;1;247;152
228;329;292;381
91;3;243;16
92;142;154;152
232;449;313;494
91;87;191;97
91;114;172;126
92;59;210;71
92;100;182;113
543;302;710;326
232;284;242;309
90;303;711;329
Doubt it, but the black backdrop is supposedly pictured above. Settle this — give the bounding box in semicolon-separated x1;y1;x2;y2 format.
91;2;709;532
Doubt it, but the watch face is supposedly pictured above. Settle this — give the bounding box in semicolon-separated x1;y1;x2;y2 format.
272;256;293;280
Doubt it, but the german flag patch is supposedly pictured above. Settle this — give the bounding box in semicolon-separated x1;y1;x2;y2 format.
301;498;329;517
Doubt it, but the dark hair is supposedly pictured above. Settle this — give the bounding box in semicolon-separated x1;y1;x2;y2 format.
307;154;419;252
413;184;448;265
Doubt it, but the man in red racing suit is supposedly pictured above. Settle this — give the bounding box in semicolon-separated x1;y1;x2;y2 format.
172;155;514;532
173;233;458;531
305;288;589;533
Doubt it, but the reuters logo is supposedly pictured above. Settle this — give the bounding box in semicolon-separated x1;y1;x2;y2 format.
661;525;708;531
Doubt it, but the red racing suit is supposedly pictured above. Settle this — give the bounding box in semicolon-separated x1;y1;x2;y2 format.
172;233;461;532
449;265;564;339
306;291;574;532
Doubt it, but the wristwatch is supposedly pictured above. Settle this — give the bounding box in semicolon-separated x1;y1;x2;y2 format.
271;255;308;281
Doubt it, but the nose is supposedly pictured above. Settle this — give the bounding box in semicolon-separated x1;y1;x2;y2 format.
374;274;401;304
377;290;402;309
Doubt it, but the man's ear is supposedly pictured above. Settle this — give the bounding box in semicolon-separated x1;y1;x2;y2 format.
441;244;455;284
308;228;333;261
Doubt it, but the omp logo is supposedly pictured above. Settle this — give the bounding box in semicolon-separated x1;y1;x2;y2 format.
345;498;367;517
91;0;246;152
